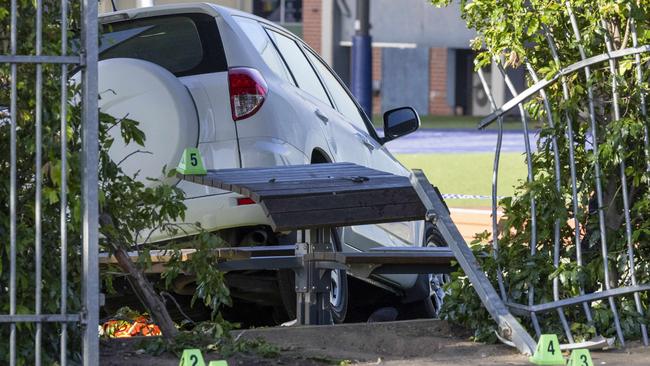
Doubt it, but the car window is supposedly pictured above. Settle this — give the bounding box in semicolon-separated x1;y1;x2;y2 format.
234;17;294;84
266;30;331;106
305;51;368;133
100;14;227;77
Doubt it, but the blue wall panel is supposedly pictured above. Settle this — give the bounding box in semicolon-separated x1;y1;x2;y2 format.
381;47;429;116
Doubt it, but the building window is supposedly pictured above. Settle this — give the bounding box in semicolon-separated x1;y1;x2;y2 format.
253;0;302;36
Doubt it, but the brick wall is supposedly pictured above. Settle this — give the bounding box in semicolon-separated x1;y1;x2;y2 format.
429;47;453;115
303;0;322;53
372;47;382;117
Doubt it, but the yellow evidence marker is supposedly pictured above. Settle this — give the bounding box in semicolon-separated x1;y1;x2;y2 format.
567;349;593;366
177;147;206;175
208;361;228;366
179;349;205;366
529;334;565;365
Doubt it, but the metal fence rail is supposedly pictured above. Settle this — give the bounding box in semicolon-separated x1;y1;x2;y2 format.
1;0;99;364
465;2;650;354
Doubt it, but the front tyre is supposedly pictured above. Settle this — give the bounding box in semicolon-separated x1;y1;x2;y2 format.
425;222;450;316
399;223;449;319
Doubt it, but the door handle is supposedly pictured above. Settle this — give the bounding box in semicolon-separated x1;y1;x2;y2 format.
314;109;329;124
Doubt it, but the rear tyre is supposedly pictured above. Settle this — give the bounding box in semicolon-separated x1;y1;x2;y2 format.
276;228;348;323
277;267;296;319
328;228;348;323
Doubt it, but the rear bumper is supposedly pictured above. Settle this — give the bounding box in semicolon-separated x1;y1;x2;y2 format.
144;192;271;243
185;192;270;231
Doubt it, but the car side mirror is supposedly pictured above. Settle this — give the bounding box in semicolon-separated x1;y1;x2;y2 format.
382;107;420;143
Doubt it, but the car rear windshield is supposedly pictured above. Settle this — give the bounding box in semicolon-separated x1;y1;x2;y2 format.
100;13;227;77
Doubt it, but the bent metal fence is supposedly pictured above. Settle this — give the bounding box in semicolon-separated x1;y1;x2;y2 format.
1;0;99;365
438;2;650;355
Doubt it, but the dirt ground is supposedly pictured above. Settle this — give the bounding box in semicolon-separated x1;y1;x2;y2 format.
101;319;650;365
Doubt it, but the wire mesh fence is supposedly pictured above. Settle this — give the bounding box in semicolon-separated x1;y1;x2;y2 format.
467;1;650;354
0;0;99;364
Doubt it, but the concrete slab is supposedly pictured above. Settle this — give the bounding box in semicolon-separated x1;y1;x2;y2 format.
239;319;650;365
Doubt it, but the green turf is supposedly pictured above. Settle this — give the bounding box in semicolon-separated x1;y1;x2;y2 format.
372;114;527;130
396;153;528;208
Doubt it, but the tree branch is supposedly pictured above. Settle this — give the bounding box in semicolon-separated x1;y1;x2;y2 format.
99;213;179;340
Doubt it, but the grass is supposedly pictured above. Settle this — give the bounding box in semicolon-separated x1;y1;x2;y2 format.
372;114;527;130
396;152;528;208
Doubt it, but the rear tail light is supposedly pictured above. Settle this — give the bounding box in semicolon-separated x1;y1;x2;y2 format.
228;67;268;121
237;197;256;206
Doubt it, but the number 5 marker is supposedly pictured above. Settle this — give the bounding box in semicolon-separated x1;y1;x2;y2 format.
177;147;206;175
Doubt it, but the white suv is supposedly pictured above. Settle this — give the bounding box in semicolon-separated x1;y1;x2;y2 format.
99;3;438;322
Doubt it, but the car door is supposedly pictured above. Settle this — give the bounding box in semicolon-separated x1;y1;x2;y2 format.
266;30;422;288
302;49;417;253
265;28;371;168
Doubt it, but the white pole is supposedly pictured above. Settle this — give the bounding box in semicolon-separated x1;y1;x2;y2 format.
321;0;334;65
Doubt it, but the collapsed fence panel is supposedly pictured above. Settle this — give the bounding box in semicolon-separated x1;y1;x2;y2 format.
1;0;99;364
466;3;650;354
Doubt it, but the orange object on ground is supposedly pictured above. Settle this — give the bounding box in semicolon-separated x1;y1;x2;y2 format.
101;315;162;338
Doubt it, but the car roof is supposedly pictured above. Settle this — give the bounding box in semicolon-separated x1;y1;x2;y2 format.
99;2;277;27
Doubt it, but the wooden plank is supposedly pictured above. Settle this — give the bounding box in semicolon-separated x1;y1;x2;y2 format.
208;162;352;172
210;164;386;180
246;175;410;194
307;250;455;265
204;162;356;175
217;174;395;193
181;174;218;188
269;202;425;231
99;248;196;265
204;168;392;190
180;173;411;199
251;180;413;202
368;246;454;253
189;245;295;260
238;245;295;257
261;186;421;214
215;169;394;187
342;252;454;265
242;175;407;193
189;248;251;261
178;164;397;193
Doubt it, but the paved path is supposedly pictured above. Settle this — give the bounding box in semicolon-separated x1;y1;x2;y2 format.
383;128;539;154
